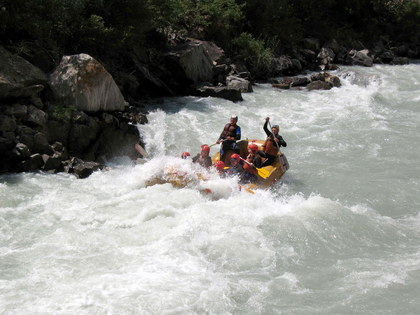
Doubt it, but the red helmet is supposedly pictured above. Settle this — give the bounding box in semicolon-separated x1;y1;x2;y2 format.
248;143;258;153
214;161;225;171
230;153;240;161
201;144;210;153
181;152;190;159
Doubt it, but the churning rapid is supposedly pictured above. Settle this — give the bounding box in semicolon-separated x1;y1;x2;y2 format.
1;63;420;314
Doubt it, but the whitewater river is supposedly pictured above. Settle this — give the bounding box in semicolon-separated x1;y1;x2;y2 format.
1;63;420;314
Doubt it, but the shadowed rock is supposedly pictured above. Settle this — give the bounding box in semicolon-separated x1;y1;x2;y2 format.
0;46;47;99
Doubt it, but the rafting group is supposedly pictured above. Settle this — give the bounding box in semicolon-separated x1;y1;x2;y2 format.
179;115;290;189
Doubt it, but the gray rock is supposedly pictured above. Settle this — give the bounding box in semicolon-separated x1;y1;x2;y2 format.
68;158;103;179
391;57;409;65
324;39;341;54
49;54;126;112
202;40;226;64
270;56;295;76
68;112;100;155
291;59;303;72
272;83;291;90
33;132;53;154
287;77;311;87
21;153;43;171
51;141;64;152
0;115;16;134
30;95;44;109
195;86;243;102
3;104;27;117
226;75;253;93
325;75;341;88
16;125;37;150
307;81;333;90
47;119;71;145
347;49;373;67
318;47;335;65
24;105;48;127
13;143;31;160
311;72;341;88
166;39;214;85
42;153;62;171
0;46;47;99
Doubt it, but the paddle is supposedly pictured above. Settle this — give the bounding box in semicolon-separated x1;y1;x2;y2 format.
239;185;255;194
239;157;270;179
135;143;149;158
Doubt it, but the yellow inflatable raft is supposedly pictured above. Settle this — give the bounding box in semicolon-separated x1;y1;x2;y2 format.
211;139;289;189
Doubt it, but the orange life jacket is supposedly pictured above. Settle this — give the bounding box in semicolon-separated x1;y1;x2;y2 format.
243;161;258;176
263;137;278;156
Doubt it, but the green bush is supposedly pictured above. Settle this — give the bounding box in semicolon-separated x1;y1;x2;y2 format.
50;104;76;122
233;33;273;75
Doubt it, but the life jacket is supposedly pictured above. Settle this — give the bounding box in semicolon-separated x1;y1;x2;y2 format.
243;162;258;176
193;154;212;168
263;137;279;156
220;123;240;140
226;164;244;176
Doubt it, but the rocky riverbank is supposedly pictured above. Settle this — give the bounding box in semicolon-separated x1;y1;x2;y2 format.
0;36;416;177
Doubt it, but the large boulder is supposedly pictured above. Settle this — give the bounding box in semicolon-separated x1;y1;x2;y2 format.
226;75;253;93
20;153;44;172
49;54;126;112
272;76;311;89
165;39;214;86
201;40;226;65
307;81;333;90
66;157;103;179
193;86;243;102
317;47;335;66
23;105;48;127
269;56;300;77
347;49;373;67
0;46;47;99
68;111;100;155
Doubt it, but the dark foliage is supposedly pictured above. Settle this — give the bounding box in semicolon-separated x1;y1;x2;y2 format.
0;0;418;81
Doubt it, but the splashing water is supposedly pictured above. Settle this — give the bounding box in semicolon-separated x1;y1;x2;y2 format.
1;63;420;314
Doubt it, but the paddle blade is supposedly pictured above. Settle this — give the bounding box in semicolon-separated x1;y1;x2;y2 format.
256;167;270;179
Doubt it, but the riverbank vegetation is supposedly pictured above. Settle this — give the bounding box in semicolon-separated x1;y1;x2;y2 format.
1;0;419;75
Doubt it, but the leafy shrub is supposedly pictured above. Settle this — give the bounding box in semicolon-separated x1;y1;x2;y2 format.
232;33;273;75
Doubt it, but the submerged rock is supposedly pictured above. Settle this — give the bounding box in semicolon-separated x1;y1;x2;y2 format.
67;157;104;179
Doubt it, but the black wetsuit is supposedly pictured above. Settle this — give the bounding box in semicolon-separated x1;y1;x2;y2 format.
259;121;287;167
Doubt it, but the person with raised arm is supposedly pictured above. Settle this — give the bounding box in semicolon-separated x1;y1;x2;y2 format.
259;117;287;167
